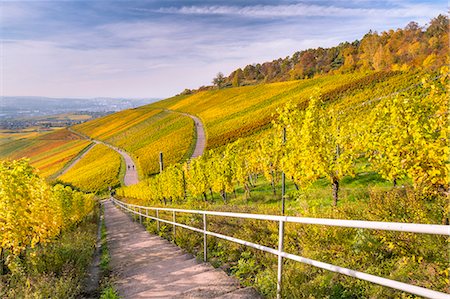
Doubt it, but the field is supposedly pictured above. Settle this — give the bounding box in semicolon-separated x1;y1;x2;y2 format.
59;143;122;193
73;108;195;177
0;128;92;178
0;127;58;142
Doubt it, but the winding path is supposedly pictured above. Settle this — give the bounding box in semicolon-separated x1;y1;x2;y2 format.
183;113;206;159
63;110;205;186
101;143;138;186
59;133;139;186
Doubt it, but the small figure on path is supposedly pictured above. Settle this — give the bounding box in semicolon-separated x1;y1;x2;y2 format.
132;165;134;170
128;165;130;170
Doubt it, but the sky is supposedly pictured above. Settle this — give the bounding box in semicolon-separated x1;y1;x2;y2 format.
1;0;448;99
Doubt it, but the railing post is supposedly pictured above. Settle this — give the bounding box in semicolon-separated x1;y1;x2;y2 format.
173;211;176;240
277;219;285;299
139;207;142;224
156;209;160;232
203;213;207;262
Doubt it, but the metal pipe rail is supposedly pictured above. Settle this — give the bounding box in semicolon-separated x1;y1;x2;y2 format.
112;198;450;299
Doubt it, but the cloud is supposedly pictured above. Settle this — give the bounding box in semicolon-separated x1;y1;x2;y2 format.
2;0;448;98
155;2;444;18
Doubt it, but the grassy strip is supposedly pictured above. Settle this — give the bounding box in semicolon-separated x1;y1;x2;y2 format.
181;116;197;162
118;154;126;187
49;141;95;180
98;204;120;299
0;205;99;298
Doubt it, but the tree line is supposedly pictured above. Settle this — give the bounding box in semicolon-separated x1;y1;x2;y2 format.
204;15;448;90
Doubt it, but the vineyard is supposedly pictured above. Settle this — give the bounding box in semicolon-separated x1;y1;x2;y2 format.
0;128;92;178
116;70;449;297
1;13;448;298
150;70;424;149
0;159;96;298
73;108;195;177
119;70;449;204
59;143;122;193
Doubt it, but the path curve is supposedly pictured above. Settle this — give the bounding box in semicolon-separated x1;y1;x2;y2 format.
104;200;260;298
165;109;206;159
66;109;205;187
104;143;138;186
185;113;206;159
65;128;139;186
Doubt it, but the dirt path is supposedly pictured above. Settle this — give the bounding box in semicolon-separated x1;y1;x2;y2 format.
164;109;206;159
102;143;138;186
66;128;138;186
103;200;260;298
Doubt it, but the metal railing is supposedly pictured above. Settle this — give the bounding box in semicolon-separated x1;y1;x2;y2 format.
112;198;450;299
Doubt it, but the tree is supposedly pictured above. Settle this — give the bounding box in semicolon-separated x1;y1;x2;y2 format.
232;69;243;87
212;72;225;89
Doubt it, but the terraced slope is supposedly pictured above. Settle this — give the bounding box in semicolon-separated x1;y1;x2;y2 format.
150;70;421;149
0;128;92;178
73;108;195;177
59;143;122;193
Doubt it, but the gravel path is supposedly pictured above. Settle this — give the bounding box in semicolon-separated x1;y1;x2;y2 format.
103;144;138;186
104;200;261;298
65;128;139;186
185;114;206;159
67;109;205;186
164;109;206;159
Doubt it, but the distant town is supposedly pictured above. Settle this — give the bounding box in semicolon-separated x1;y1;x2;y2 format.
0;96;159;129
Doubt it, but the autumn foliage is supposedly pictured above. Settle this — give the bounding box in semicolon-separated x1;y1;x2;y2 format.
0;159;94;270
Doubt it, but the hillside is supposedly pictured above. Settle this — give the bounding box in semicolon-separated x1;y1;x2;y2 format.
0;128;92;178
149;70;422;149
72;107;195;177
2;11;449;299
21;69;432;180
4;16;447;181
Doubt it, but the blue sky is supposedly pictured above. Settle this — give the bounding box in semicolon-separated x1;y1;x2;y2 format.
1;0;447;98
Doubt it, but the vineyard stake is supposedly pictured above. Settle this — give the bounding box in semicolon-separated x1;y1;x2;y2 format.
159;152;164;173
281;127;287;215
156;209;160;232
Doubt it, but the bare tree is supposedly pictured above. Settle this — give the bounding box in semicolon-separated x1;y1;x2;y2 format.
212;72;225;88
